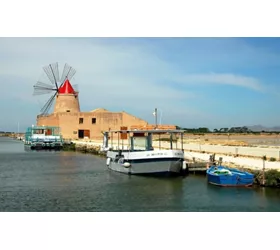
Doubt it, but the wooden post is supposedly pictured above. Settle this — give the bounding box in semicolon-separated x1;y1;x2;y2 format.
262;155;266;186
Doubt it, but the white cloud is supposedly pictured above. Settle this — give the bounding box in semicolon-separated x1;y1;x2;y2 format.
0;38;271;129
175;72;264;91
0;38;198;127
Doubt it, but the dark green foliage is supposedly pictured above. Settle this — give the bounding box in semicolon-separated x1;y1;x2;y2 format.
241;167;280;188
62;143;76;151
63;143;107;157
154;138;178;142
264;169;280;187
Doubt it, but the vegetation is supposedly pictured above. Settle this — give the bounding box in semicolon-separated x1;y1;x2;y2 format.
62;143;106;157
62;143;76;151
239;167;280;188
175;125;280;134
154;137;178;142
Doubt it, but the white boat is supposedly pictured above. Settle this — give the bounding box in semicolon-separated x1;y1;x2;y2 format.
101;129;187;176
24;126;64;150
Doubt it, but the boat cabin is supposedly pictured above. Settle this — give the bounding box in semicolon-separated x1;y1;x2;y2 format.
102;129;185;152
25;126;63;150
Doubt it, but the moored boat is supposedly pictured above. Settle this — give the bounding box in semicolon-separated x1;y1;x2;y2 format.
206;165;254;187
24;125;64;150
101;129;187;176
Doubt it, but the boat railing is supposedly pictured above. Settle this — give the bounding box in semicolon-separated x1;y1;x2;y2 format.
102;129;185;152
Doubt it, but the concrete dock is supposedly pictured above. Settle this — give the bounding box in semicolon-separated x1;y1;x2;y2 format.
70;139;280;171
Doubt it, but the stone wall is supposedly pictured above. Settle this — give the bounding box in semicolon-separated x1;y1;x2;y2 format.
37;109;151;140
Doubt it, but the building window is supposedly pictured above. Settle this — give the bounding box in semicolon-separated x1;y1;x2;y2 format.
92;118;96;124
66;110;70;112
79;118;84;124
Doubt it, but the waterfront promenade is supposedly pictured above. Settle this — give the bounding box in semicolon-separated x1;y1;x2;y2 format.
71;139;280;171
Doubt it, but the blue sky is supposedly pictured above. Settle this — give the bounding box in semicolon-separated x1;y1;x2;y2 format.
1;37;280;132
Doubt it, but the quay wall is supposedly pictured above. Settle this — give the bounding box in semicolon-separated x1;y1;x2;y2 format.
69;139;280;171
65;140;280;187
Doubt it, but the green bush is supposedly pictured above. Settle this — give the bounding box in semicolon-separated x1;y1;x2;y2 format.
154;138;178;142
235;167;280;187
266;169;280;185
63;143;76;151
269;157;277;162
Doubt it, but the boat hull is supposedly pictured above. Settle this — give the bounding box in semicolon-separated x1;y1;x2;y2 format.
108;158;183;176
24;143;63;151
106;149;185;176
206;166;254;187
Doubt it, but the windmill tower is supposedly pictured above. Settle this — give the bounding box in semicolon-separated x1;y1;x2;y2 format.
33;62;80;115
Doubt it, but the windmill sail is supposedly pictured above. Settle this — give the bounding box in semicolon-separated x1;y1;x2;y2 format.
43;62;60;88
33;81;57;95
40;92;57;115
60;63;76;85
34;62;78;115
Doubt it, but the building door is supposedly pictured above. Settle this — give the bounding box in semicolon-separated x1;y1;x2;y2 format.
84;130;90;138
78;130;84;139
78;129;90;139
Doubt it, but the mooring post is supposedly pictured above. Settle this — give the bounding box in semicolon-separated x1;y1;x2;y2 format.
218;157;223;166
262;155;266;186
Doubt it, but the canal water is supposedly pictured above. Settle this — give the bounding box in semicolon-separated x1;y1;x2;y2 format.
0;137;280;212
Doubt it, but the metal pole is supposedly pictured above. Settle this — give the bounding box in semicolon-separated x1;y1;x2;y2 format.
155;108;158;128
118;132;120;150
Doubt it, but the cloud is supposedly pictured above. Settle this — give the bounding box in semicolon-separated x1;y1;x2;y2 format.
174;72;264;91
0;38;199;128
0;38;276;130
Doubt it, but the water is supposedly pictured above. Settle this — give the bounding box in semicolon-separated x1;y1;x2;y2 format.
1;137;280;211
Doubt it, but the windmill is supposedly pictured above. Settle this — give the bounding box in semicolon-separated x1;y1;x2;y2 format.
33;62;78;115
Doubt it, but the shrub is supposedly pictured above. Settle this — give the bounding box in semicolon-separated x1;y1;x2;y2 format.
154;138;178;142
265;169;280;187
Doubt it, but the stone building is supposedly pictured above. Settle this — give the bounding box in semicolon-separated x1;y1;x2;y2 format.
36;79;175;140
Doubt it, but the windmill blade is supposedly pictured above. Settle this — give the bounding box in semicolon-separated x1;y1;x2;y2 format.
60;63;76;85
40;92;57;115
43;62;60;89
33;81;57;95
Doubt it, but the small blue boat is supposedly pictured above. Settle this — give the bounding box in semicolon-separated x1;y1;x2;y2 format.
206;165;254;187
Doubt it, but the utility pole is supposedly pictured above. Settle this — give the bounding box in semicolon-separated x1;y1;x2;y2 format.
153;108;158;129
